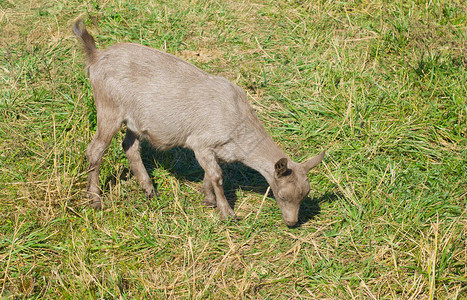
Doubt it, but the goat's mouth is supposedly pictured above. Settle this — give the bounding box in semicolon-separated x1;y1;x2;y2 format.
277;202;300;227
283;218;298;227
281;210;299;227
279;203;300;227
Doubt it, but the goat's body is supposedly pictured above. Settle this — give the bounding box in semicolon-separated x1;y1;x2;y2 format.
89;43;268;163
74;19;324;226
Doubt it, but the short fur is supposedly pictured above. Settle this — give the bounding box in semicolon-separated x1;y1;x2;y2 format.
73;18;325;226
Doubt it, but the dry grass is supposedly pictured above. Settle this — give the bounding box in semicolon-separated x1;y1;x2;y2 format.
1;0;466;298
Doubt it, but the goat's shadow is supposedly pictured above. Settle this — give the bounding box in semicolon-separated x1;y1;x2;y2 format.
293;191;342;227
113;141;336;227
139;142;269;202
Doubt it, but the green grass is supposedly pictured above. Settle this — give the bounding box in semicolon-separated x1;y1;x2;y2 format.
1;0;466;298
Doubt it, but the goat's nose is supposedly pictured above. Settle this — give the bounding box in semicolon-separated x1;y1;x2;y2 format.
284;219;297;227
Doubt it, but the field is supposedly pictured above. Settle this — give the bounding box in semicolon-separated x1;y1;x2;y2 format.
1;0;466;298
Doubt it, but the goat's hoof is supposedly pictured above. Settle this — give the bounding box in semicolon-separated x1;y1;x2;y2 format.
202;197;217;208
219;210;239;222
221;214;240;222
90;200;103;210
146;189;156;200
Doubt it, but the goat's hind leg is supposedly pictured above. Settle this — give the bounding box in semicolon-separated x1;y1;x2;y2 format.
86;112;122;209
202;173;216;208
122;129;155;200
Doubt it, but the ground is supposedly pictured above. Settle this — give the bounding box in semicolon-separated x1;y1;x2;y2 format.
0;0;466;298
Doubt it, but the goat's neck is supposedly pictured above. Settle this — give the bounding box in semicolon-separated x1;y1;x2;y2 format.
240;134;288;188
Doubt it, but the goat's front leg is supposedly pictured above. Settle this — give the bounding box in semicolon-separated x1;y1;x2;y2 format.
194;149;236;220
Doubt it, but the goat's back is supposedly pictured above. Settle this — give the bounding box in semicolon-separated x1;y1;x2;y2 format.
88;43;258;152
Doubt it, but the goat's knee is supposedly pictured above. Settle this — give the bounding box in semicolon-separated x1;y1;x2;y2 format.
86;140;106;167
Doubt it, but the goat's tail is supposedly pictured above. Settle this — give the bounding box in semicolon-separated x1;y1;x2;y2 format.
73;18;97;64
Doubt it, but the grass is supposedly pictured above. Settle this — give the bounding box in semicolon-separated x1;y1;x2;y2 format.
0;0;466;298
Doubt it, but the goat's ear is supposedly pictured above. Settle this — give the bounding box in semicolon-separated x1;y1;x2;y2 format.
274;158;289;178
302;150;325;173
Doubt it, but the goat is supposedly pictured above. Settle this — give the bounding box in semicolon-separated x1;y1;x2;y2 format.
73;18;325;226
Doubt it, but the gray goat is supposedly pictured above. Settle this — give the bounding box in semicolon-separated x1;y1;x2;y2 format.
73;19;324;226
